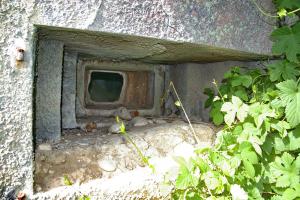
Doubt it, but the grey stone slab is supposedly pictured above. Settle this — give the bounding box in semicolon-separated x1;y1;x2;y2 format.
62;51;78;129
35;40;64;142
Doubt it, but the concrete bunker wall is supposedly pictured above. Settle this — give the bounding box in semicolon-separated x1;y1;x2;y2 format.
0;0;275;198
34;27;266;142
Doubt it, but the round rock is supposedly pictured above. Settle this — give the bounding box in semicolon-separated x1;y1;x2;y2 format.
153;118;167;124
98;159;117;172
114;107;132;120
38;143;52;151
108;123;121;134
131;116;149;127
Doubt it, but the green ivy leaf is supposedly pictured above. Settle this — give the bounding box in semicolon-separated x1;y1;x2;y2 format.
221;96;249;126
270;196;283;200
234;88;249;101
212;112;224;125
174;157;199;190
289;127;300;150
243;160;255;177
203;171;220;191
231;75;252;88
79;195;91;200
274;126;300;152
203;171;227;194
63;175;73;186
224;67;241;79
276;80;299;104
269;153;300;188
276;80;300;127
271;120;291;137
285;93;300;128
120;122;126;134
274;136;289;153
249;103;276;128
223;67;240;79
268;60;300;82
209;152;240;177
185;191;203;200
271;22;300;63
237;123;263;155
210;101;224;126
275;0;300;9
277;8;287;18
271;98;285;110
241;149;258;165
282;184;300;200
230;184;249;200
239;143;258;178
204;88;215;108
192;157;211;173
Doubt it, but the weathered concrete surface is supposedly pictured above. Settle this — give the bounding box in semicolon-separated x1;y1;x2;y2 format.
171;61;263;121
86;0;275;54
62;51;78;129
0;0;275;198
34;120;215;198
35;40;64;142
0;2;36;197
32;168;163;200
39;27;267;64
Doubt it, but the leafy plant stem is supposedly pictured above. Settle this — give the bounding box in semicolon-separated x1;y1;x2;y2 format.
297;77;300;85
183;187;191;199
122;131;150;166
212;79;225;103
207;188;213;197
289;8;300;15
170;81;200;145
251;74;268;88
250;0;279;18
250;0;300;18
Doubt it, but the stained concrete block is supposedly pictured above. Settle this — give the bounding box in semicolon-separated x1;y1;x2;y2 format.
76;60;165;117
171;61;263;122
62;51;77;129
35;40;64;141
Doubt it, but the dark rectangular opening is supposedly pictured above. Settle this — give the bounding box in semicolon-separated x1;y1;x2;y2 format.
84;68;154;110
88;71;124;103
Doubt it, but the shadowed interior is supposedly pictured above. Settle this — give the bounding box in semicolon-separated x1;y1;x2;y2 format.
88;72;124;102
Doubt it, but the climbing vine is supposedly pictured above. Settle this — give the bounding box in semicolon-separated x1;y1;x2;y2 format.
170;1;300;199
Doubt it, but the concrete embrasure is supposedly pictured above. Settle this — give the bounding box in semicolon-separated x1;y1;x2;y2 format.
0;0;274;198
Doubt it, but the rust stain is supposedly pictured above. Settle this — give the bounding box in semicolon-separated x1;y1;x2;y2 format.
124;71;154;109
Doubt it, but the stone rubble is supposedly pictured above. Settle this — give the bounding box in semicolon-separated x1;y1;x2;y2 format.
130;116;149;127
38;143;52;151
34;119;216;198
85;122;97;132
108;123;122;134
98;159;117;172
113;107;132;120
152;118;167;124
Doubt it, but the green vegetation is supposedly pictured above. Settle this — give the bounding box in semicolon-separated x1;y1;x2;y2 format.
115;116;154;171
64;1;300;199
62;175;91;200
169;1;300;199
